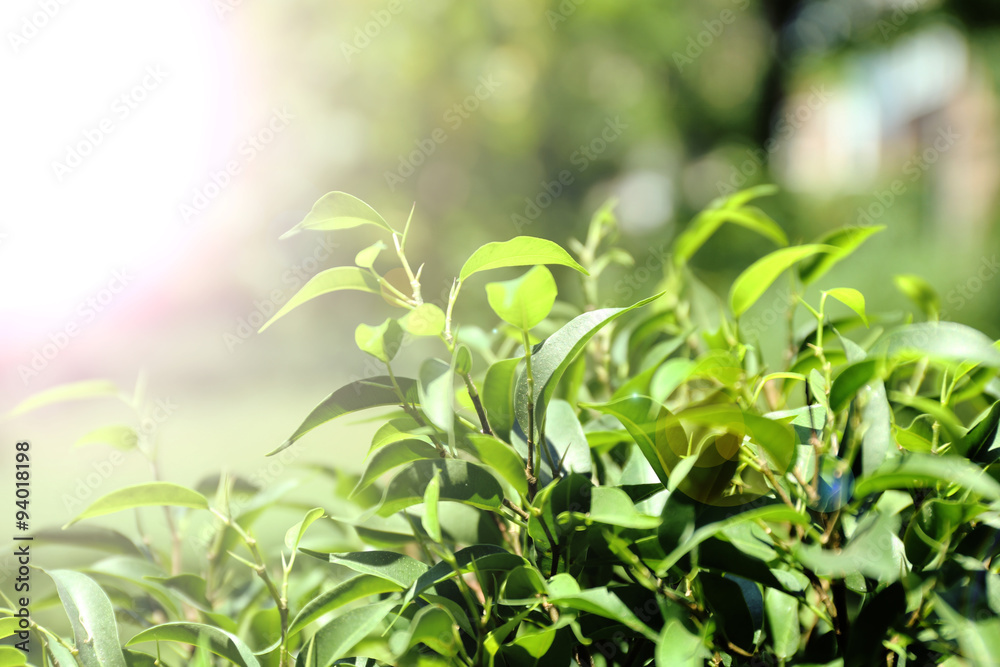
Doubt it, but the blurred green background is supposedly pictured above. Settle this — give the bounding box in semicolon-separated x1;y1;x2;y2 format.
2;0;1000;556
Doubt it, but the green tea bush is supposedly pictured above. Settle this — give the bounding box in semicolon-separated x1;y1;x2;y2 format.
5;186;1000;666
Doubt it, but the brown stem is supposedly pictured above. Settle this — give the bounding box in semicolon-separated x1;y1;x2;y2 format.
462;371;492;435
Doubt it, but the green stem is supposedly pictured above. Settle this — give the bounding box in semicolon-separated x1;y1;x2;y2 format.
522;330;538;501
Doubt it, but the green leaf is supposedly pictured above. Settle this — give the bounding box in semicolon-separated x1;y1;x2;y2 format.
33;525;143;557
657;504;810;575
486;265;557;331
75;424;139;451
799;225;885;285
894;274;940;317
859;381;893;477
655;615;710;666
269;376;419;455
582;396;670;488
143;574;212;610
730;245;835;317
956;401;1000;462
418;359;453;433
829;360;879;412
300;600;396;666
543;399;592;475
355;318;404;363
482;358;521;443
0;617;21;640
378;459;504;516
301;550;428;588
765;589;800;661
287;575;402;638
672;188;784;267
280;191;394;238
48;569;127;667
422;468;443;543
854;453;1000;501
8;379;121;416
825;287;868;326
355;240;387;268
571;486;660;529
934;595;1000;665
454;344;473;375
515;293;662;441
353;439;440;494
0;646;26;666
404;545;524;608
285;507;326;551
64;482;208;528
458;236;587;282
875;322;1000;368
467;434;528;498
258;267;380;333
395;604;461;659
126;623;260;667
547;587;658;641
700;573;763;652
399;303;446;337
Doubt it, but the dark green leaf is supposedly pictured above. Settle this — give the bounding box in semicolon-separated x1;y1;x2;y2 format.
377;459;504;516
829;360;879;412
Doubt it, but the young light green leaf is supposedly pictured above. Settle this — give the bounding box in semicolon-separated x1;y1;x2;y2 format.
377;459;504;517
8;379;121;416
547;587;658;641
825;287;868;326
672;189;784;268
280;191;394;239
354;318;403;363
399;303;445;336
355;240;387;269
486;265;557;331
64;482;209;528
655;616;710;666
799;225;885;284
0;646;26;665
285;507;326;551
48;569;128;667
287;575;402;639
270;376;419;456
459;236;587;282
422;468;442;543
454;344;473;375
75;425;139;451
730;245;835;317
126;623;260;667
258;267;380;333
894;274;940;317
